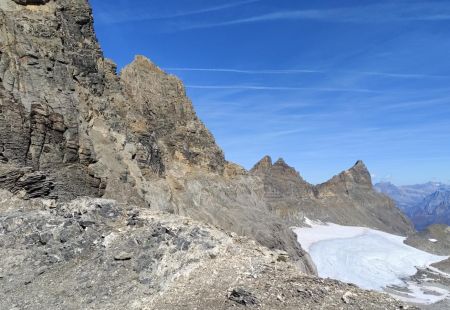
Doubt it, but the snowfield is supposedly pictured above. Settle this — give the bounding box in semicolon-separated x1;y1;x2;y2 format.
294;221;449;304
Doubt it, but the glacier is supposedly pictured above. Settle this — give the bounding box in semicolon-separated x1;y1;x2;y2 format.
294;222;449;304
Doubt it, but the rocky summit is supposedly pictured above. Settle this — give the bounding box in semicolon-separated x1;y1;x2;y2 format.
0;0;421;309
251;156;413;235
0;0;311;272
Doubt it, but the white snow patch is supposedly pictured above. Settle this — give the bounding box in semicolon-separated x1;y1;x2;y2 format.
390;284;450;305
293;222;449;304
429;238;438;243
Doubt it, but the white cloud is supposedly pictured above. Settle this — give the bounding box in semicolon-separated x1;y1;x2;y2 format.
186;84;382;93
165;67;449;80
165;68;323;74
97;0;261;24
180;2;450;30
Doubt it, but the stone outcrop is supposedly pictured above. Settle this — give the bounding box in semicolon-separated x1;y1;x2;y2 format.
120;56;225;174
0;165;55;199
251;157;414;235
0;191;416;310
0;0;110;199
0;0;313;273
0;0;424;308
12;0;50;4
405;224;450;256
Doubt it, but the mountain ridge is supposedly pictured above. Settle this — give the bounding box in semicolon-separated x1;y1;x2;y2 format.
0;0;421;308
0;0;313;272
250;156;413;235
375;182;450;230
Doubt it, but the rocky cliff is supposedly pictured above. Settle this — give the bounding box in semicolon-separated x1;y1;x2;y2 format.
0;0;313;272
251;157;414;235
0;1;420;308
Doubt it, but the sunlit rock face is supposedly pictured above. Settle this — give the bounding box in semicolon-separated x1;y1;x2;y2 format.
0;0;314;273
251;157;414;235
0;0;429;308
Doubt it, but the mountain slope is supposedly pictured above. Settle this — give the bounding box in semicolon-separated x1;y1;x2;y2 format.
405;224;450;256
0;1;421;308
251;157;414;235
0;0;312;272
374;182;448;216
375;182;450;230
0;191;412;310
410;190;450;230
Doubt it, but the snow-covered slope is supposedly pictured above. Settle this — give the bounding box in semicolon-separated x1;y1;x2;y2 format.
294;221;449;304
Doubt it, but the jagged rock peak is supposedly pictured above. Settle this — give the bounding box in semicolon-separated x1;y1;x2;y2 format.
251;156;306;182
352;160;367;170
120;54;226;173
272;158;300;177
321;160;373;190
250;155;273;173
274;157;288;166
347;160;372;186
272;157;302;178
124;55;166;75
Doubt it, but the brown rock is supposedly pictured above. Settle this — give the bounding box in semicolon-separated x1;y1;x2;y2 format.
251;157;414;235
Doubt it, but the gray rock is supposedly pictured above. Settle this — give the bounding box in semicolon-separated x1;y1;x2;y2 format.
120;56;226;174
0;0;314;273
0;1;423;308
114;252;133;261
228;288;258;306
0;165;55;199
405;224;450;256
0;192;417;309
12;0;50;4
251;157;414;235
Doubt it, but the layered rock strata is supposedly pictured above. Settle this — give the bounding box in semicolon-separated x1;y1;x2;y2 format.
251;157;414;235
0;0;312;272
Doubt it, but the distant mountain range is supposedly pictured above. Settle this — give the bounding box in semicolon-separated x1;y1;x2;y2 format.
375;182;450;230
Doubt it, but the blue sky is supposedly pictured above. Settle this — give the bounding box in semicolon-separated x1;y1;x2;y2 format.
90;0;450;185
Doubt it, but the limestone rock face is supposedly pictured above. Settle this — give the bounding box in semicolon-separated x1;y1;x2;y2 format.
251;157;414;235
251;156;316;198
250;156;317;222
120;56;225;174
0;0;314;273
318;160;373;194
0;0;422;308
315;161;413;235
0;0;110;199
